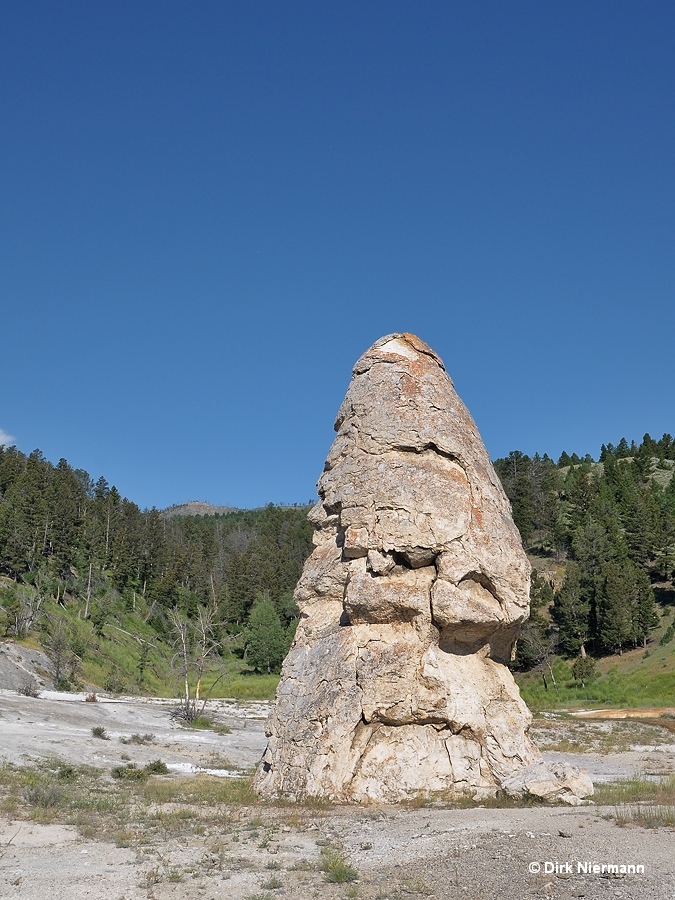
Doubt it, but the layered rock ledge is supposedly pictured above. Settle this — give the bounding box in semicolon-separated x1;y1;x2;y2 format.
254;333;592;804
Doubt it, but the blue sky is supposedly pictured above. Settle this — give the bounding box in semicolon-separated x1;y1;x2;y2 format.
2;2;675;509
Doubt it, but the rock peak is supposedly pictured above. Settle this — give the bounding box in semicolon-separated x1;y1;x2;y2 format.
255;335;592;804
353;332;446;372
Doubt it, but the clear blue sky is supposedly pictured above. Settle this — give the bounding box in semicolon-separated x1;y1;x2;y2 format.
2;2;674;510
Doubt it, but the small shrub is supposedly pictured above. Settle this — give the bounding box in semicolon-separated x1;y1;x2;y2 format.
104;668;127;694
262;875;283;889
203;753;236;770
120;733;155;745
91;726;109;740
319;847;358;884
24;782;64;808
288;859;314;872
216;724;233;734
145;759;169;775
111;763;148;781
572;656;598;687
17;680;40;698
189;715;213;730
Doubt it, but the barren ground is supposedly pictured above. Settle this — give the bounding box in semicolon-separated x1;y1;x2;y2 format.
1;685;675;899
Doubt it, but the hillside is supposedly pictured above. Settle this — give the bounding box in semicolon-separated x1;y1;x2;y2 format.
0;444;313;698
2;432;675;705
162;500;238;518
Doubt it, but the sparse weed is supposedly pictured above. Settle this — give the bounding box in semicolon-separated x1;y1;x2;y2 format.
24;781;65;808
111;763;148;781
320;846;358;883
143;774;255;805
402;875;434;895
594;773;675;805
288;858;314;871
114;829;135;847
120;732;155;744
596;774;675;827
91;725;109;740
202;752;237;770
613;804;675;828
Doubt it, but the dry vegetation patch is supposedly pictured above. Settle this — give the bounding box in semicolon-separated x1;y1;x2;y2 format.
530;713;675;754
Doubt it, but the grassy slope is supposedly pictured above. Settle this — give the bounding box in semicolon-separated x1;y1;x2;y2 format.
17;592;675;707
517;604;675;710
12;597;280;701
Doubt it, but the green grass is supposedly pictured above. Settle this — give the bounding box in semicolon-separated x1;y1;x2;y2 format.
319;847;358;884
14;598;281;700
10;587;282;701
201;670;280;700
594;774;675;805
594;774;675;828
517;629;675;710
143;774;256;806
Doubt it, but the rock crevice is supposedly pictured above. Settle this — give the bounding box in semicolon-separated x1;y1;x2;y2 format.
254;333;592;804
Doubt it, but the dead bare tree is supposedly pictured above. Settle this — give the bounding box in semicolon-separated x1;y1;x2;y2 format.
518;621;560;693
168;605;229;723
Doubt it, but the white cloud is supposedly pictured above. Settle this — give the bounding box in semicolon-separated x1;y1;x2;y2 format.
0;428;16;447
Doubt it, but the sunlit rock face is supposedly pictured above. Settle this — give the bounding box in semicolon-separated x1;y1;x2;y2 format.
254;334;592;804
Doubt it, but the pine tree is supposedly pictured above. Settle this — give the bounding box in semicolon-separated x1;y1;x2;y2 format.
596;561;635;654
243;595;289;674
551;562;590;657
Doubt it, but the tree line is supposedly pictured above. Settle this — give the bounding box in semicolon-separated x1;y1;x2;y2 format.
2;432;673;682
0;445;313;674
494;433;675;670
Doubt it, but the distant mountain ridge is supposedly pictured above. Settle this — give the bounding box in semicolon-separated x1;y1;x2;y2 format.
162;500;238;518
162;500;316;518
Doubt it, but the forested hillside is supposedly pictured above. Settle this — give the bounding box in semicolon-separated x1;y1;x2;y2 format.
1;433;674;700
493;433;675;677
0;445;312;694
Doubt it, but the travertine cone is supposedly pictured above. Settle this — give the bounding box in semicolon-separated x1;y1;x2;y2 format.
254;334;592;803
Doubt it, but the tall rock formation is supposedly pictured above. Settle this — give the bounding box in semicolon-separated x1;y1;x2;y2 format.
254;334;592;804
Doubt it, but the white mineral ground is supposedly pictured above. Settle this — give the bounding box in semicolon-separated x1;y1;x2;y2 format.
1;688;675;899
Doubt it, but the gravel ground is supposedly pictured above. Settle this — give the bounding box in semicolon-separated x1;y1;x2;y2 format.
1;683;674;899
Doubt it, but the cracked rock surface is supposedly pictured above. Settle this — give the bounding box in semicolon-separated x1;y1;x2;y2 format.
254;333;592;803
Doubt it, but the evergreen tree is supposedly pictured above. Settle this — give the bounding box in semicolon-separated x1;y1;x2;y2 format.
551;562;590;657
243;595;289;674
596;561;635;653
